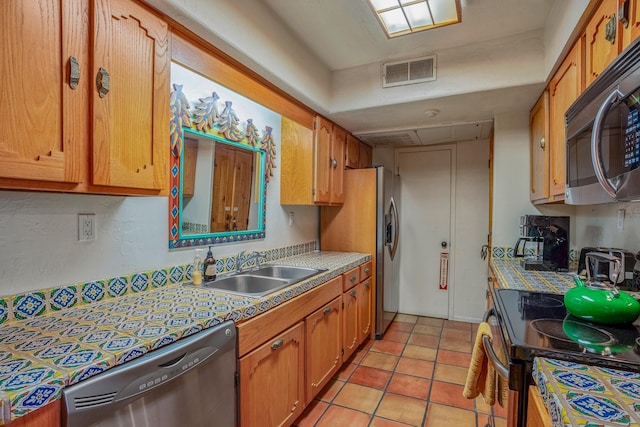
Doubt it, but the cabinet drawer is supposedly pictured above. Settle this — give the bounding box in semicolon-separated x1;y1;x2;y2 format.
359;261;372;281
343;267;360;291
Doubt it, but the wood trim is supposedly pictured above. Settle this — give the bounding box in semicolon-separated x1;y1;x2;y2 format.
170;30;315;129
10;400;60;427
237;275;342;357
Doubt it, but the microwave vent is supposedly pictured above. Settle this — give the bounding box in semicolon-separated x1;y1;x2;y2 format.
383;56;436;88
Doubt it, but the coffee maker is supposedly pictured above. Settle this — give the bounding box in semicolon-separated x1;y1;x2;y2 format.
513;215;569;271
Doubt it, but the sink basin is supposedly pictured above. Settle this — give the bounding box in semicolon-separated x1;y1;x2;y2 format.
249;265;325;282
196;265;326;297
202;275;289;297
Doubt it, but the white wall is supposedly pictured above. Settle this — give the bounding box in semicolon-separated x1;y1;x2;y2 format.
491;110;537;247
574;202;640;252
0;152;318;297
452;139;490;322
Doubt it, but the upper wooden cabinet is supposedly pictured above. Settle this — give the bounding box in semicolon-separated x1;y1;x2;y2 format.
0;0;169;195
0;0;84;186
92;0;169;191
585;0;622;85
346;135;360;168
359;142;373;168
529;92;550;203
280;116;344;205
548;40;583;202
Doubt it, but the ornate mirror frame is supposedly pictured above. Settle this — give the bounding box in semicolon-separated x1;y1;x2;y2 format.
168;62;277;249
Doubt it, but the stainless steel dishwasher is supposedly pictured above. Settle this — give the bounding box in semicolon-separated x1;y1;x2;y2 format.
62;321;237;427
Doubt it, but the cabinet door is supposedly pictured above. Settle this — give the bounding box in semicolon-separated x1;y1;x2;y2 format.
342;288;359;361
280;116;314;205
629;0;640;45
345;135;360;168
0;0;84;184
549;41;582;200
313;116;332;204
239;322;305;427
305;297;342;403
359;143;373;168
358;278;372;342
529;91;550;203
92;0;169;191
585;0;621;86
330;126;346;204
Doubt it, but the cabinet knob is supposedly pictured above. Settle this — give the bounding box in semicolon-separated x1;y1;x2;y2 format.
68;56;80;89
323;306;331;315
330;158;338;169
365;281;370;288
539;137;545;150
271;339;284;350
350;276;356;282
364;268;370;274
96;67;110;98
350;289;357;297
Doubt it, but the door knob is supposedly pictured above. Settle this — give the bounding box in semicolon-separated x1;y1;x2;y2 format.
441;241;448;248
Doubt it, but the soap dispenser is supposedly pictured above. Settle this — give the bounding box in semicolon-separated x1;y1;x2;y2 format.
203;246;217;282
192;249;203;285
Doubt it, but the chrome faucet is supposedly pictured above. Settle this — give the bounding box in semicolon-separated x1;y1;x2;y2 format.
236;250;267;273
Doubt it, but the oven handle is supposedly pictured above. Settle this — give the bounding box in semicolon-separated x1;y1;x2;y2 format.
482;308;509;380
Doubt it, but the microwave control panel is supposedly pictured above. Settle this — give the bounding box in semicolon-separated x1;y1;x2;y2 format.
624;100;640;170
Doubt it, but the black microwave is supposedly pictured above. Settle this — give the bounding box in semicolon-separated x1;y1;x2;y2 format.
565;37;640;204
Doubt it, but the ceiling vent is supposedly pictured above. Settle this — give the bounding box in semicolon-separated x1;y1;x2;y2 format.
383;55;436;88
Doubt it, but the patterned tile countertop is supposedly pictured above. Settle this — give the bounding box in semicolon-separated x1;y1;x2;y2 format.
491;258;640;427
490;258;576;293
533;357;640;427
0;251;369;424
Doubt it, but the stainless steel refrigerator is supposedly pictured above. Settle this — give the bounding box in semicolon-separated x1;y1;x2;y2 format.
320;166;400;339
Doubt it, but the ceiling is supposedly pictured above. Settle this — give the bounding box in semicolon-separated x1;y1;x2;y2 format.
261;0;556;146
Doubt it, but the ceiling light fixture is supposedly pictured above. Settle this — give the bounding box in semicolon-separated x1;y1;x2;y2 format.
367;0;461;38
424;109;440;117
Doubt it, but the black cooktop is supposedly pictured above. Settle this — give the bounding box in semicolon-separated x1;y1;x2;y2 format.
493;288;640;371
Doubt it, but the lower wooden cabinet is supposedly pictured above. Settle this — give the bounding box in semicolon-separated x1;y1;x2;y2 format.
11;400;60;427
342;286;359;361
305;296;342;403
358;277;372;342
527;386;553;427
239;322;305;427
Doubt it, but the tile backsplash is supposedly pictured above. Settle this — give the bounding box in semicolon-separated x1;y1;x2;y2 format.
0;241;317;325
491;246;579;262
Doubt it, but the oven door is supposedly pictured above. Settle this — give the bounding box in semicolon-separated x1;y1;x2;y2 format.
482;307;528;427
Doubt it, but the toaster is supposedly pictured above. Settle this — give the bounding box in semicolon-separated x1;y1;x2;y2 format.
577;247;636;289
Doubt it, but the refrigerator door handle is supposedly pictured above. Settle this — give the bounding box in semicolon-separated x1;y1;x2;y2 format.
389;196;399;261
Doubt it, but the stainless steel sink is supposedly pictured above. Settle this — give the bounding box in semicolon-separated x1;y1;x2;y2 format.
249;265;325;282
202;275;289;297
197;265;326;297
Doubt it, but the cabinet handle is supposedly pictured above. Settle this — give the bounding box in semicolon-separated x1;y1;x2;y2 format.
365;281;370;288
350;289;357;297
539;137;545;150
323;306;331;315
330;158;338;169
271;339;284;350
68;56;80;89
605;14;617;44
364;268;370;274
350;276;356;282
96;67;110;98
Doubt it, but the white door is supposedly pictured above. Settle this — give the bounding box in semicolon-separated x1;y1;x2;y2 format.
396;147;454;318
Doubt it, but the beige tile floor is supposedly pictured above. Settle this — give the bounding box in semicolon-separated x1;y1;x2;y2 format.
293;314;508;427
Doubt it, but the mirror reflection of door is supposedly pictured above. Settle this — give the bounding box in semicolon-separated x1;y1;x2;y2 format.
211;144;254;232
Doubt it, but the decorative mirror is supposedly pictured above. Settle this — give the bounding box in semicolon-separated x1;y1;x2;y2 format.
169;63;278;249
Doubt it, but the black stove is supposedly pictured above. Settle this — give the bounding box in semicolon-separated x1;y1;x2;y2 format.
493;288;640;371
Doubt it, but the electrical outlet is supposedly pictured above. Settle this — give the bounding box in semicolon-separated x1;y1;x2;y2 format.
617;209;625;230
78;214;96;241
